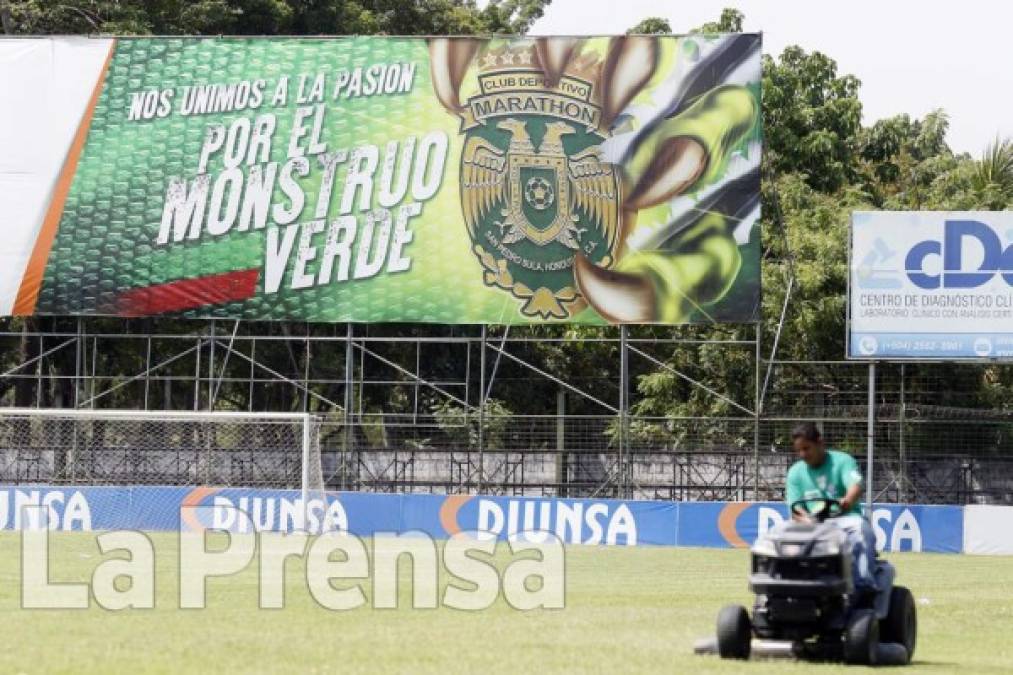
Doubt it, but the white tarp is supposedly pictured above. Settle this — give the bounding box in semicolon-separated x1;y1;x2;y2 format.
963;505;1013;555
0;37;112;314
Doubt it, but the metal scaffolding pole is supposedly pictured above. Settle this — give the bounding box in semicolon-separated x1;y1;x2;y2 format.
619;324;629;499
556;389;565;497
90;336;97;408
342;322;354;491
74;318;82;409
357;327;365;420
211;320;241;410
193;336;201;412
867;362;876;513
413;341;420;423
899;363;906;503
208;319;215;411
754;322;762;501
35;333;42;407
143;334;152;409
303;331;310;412
478;325;486;494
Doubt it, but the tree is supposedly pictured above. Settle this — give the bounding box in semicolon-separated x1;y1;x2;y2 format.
763;46;863;193
627;17;671;34
1;0;14;33
971;137;1013;209
694;7;743;33
627;7;742;36
1;0;550;35
856;109;955;207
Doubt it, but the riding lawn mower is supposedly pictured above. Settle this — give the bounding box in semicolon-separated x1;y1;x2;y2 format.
694;498;917;665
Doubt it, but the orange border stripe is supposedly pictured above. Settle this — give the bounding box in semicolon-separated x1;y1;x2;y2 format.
13;39;116;315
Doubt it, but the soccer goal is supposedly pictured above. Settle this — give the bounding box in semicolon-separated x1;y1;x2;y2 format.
0;408;328;513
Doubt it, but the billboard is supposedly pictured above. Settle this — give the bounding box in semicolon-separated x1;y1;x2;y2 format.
0;35;761;325
849;212;1013;359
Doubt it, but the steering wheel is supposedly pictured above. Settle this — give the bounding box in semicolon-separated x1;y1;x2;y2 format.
790;497;844;523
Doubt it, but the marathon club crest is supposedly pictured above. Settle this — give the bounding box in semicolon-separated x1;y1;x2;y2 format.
429;38;623;319
430;35;762;324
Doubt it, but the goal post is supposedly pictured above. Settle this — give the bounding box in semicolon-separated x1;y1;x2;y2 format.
0;407;332;531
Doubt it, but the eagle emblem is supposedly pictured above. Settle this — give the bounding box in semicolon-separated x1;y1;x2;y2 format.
463;119;619;251
460;117;622;318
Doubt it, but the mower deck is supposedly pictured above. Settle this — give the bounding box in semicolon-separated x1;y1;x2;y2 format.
693;636;910;665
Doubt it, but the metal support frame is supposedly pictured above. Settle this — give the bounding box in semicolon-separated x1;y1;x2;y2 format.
754;322;762;501
0;318;768;499
193;335;201;412
208;319;216;410
619;324;629;499
343;323;353;491
867;362;876;514
485;341;618;414
898;363;906;503
210;320;241;409
478;325;487;493
212;339;342;410
627;345;753;416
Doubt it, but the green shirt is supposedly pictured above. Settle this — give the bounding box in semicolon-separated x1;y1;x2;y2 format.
786;449;864;516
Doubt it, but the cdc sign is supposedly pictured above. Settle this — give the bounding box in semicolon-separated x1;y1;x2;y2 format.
849;212;1013;359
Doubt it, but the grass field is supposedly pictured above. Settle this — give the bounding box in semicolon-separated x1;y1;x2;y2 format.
0;532;1011;674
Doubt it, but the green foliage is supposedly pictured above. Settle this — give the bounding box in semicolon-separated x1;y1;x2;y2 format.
971;137;1013;209
433;398;513;448
628;7;743;36
693;8;743;33
2;0;550;35
762;46;863;193
627;17;671;35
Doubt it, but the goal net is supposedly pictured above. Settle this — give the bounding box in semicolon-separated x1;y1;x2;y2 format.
0;408;335;532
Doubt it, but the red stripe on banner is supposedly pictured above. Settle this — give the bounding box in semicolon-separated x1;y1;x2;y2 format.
116;269;260;316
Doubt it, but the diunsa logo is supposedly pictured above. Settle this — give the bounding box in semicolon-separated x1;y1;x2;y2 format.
0;489;92;531
756;506;923;552
442;496;638;545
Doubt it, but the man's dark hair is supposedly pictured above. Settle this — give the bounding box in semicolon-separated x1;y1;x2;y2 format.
791;422;822;442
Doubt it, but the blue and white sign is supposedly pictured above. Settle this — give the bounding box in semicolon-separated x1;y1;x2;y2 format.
849;211;1013;359
0;485;967;553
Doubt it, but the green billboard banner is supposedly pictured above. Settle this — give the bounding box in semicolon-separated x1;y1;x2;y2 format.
6;35;761;324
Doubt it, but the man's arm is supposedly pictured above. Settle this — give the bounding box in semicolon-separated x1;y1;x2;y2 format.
840;481;862;513
838;454;864;512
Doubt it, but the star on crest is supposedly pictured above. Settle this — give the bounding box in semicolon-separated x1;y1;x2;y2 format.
517;49;533;65
500;51;516;65
482;52;499;68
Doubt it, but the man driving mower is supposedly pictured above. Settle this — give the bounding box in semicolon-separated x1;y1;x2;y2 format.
787;422;879;594
696;422;916;664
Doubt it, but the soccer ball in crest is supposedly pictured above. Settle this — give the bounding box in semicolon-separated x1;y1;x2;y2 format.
524;176;555;210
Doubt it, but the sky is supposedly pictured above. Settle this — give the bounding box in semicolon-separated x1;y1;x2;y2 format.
531;0;1012;156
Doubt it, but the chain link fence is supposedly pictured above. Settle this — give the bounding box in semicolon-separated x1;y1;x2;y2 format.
1;348;1012;505
315;360;1013;505
0;409;316;489
316;412;1012;504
